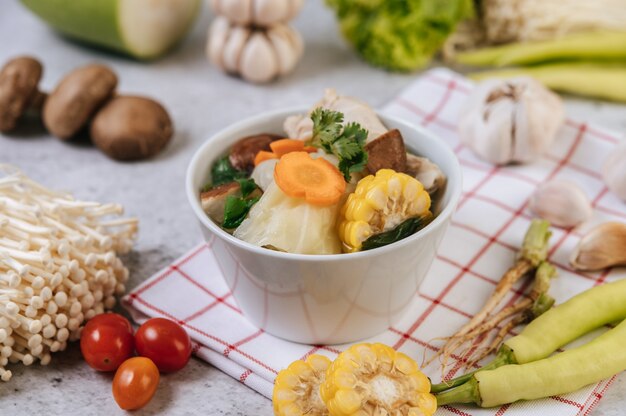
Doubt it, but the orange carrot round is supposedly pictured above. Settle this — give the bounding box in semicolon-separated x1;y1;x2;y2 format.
270;139;306;157
274;152;346;206
254;150;279;166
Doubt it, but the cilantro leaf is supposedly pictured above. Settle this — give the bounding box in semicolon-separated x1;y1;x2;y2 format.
308;108;369;181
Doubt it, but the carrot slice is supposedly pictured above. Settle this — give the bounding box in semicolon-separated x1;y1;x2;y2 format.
274;152;346;206
254;150;279;166
304;146;319;153
270;139;305;157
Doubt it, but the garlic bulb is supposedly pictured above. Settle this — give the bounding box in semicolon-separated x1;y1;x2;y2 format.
529;180;592;228
207;17;303;84
570;222;626;271
210;0;304;26
458;77;564;165
603;141;626;203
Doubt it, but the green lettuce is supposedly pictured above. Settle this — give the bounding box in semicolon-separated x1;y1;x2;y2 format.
326;0;474;71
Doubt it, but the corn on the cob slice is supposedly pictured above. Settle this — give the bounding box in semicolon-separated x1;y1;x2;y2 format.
338;169;431;252
273;354;332;416
321;343;436;416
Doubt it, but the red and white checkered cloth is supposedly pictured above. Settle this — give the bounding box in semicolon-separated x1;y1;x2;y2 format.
123;68;626;416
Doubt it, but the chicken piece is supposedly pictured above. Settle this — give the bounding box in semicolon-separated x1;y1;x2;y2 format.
405;154;447;195
283;89;387;143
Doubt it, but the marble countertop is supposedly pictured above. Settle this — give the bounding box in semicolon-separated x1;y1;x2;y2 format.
1;1;625;414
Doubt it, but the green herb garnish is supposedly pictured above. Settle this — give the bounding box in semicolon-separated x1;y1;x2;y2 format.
308;108;369;181
210;156;246;187
222;178;260;229
361;215;432;251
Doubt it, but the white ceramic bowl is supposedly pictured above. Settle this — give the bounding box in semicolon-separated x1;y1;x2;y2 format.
186;108;462;344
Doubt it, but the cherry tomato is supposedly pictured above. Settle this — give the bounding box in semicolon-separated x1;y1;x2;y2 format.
112;357;160;410
135;318;192;372
80;313;134;372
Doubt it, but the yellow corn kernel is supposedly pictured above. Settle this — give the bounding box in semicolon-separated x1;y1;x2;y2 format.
338;170;431;252
273;354;332;416
321;343;436;416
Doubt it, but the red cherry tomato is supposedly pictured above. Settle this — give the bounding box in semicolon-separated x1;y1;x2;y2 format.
80;313;134;372
112;357;160;410
135;318;192;372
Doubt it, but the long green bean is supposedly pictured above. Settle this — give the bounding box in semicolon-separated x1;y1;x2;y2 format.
436;317;626;407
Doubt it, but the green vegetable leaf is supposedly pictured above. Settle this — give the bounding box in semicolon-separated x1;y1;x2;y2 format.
222;195;260;229
308;108;369;181
236;178;257;198
326;0;474;71
361;215;432;251
210;156;246;187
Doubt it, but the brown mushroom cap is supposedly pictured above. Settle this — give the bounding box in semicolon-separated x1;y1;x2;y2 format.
43;64;117;140
229;133;282;172
0;56;43;132
90;96;173;161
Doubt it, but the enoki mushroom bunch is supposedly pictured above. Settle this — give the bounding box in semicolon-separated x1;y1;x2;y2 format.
0;165;137;381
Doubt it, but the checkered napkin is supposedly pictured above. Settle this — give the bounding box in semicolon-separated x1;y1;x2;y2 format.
123;68;626;415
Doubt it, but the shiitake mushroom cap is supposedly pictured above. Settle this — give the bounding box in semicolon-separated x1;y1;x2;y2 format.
0;56;43;132
90;96;173;161
43;64;117;140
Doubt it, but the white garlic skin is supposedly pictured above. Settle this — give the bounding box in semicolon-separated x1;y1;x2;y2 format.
529;180;592;228
570;222;626;271
603;141;626;203
206;17;303;84
210;0;304;26
458;77;564;165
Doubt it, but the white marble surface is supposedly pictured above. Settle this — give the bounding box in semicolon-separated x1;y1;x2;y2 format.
1;1;625;414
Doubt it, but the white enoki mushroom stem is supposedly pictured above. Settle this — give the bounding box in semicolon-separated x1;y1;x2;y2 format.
0;166;136;381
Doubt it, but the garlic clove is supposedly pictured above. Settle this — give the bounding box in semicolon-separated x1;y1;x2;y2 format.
459;77;564;165
287;0;305;20
207;17;231;70
529;180;592;228
267;25;299;75
253;0;290;26
239;32;279;83
219;0;253;25
209;0;221;14
603;141;626;203
283;23;304;60
222;25;251;73
570;222;626;271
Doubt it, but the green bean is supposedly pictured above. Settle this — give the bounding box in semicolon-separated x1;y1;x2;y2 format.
436;318;626;407
432;278;626;393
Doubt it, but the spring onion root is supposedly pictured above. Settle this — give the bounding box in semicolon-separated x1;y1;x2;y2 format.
436;318;626;407
432;278;626;393
429;220;552;372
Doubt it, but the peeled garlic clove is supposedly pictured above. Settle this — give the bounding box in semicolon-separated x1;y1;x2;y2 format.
459;77;564;165
207;17;231;70
239;33;279;83
222;26;251;73
570;222;626;271
603;141;626;203
529;180;592;228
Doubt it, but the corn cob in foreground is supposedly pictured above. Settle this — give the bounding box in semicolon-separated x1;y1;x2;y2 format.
273;355;332;416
